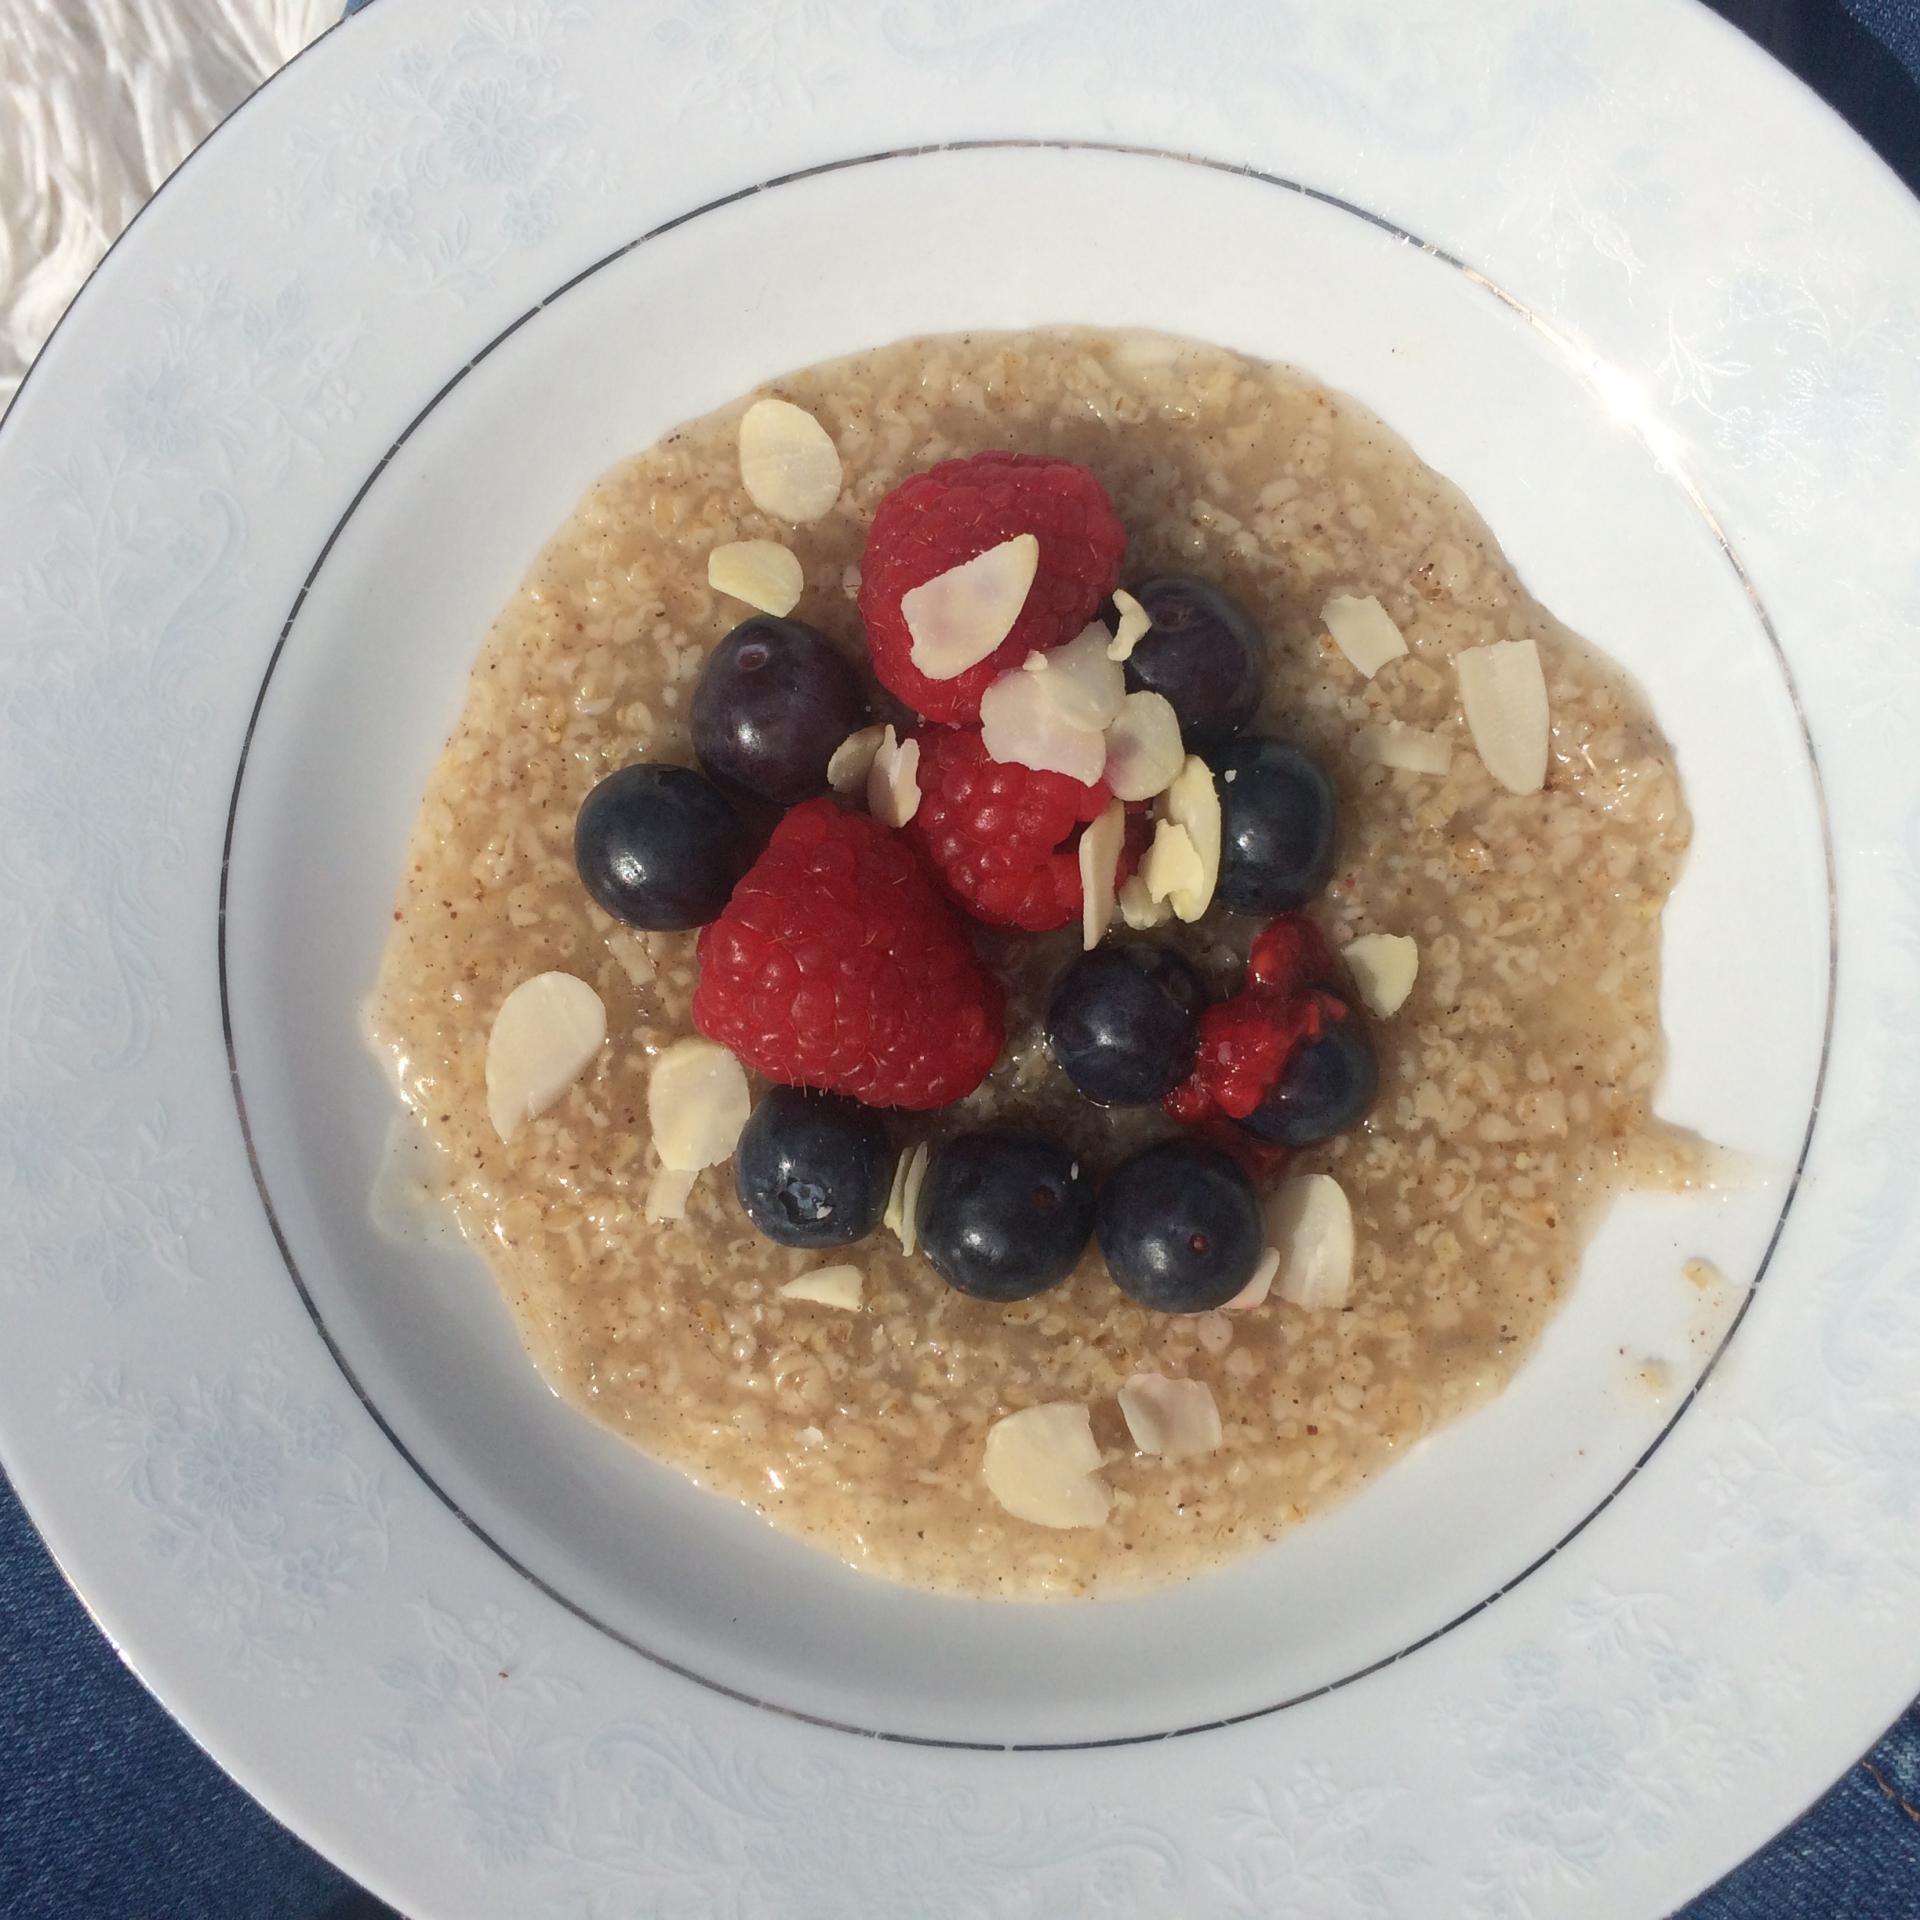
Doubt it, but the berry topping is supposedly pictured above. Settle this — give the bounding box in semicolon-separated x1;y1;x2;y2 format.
1122;575;1265;748
1210;735;1339;916
1045;943;1205;1106
859;452;1127;724
574;762;748;930
1096;1138;1265;1313
692;617;870;807
1246;911;1337;998
907;727;1139;932
1240;1006;1379;1147
693;799;1003;1110
735;1086;894;1249
916;1131;1095;1302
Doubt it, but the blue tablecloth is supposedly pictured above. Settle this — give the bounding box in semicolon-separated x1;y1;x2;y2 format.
3;3;1919;1915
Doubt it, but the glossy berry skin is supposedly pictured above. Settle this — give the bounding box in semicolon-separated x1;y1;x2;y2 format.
1095;1138;1264;1313
1211;736;1339;915
1045;944;1205;1106
735;1086;893;1249
574;762;747;930
1240;1006;1379;1147
693;799;1003;1110
916;1131;1095;1302
1123;575;1265;749
691;617;869;806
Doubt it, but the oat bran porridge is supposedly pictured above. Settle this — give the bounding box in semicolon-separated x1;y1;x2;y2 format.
370;326;1694;1599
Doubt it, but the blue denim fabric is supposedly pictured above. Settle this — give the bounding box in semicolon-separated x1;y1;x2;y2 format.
3;3;1919;1917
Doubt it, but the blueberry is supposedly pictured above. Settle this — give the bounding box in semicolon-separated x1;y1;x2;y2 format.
1095;1138;1264;1313
691;617;869;806
574;762;747;929
1210;736;1339;915
1240;1003;1378;1146
1123;576;1265;749
917;1131;1094;1302
735;1086;893;1249
1045;944;1205;1106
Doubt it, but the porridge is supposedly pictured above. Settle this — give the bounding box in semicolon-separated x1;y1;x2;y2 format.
370;327;1694;1599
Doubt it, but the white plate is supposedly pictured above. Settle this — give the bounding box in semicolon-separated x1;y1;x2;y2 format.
3;2;1917;1913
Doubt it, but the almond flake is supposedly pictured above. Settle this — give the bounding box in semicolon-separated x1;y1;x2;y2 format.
826;723;887;795
1102;690;1184;802
707;539;803;616
1322;593;1408;678
644;1164;699;1223
1224;1245;1280;1311
1343;933;1419;1017
1117;873;1173;930
1079;798;1127;951
1022;650;1050;673
1106;587;1152;663
884;1140;930;1257
1267;1174;1355;1311
1457;638;1549;794
866;725;921;828
485;972;607;1143
1141;820;1204;909
982;1403;1111;1529
979;665;1107;784
1160;755;1222;921
902;534;1039;680
1036;621;1126;730
738;397;842;523
1118;1375;1223;1461
779;1264;864;1311
648;1037;750;1172
1356;722;1453;777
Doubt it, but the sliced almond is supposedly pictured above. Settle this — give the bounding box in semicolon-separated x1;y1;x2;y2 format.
1022;650;1049;672
1267;1174;1355;1311
1106;587;1152;663
1078;798;1127;951
707;539;803;617
1356;722;1453;777
648;1037;751;1172
982;1404;1111;1529
1343;933;1419;1018
1223;1245;1281;1311
644;1164;699;1223
866;725;921;828
738;397;842;523
485;972;607;1143
902;534;1038;681
827;723;887;796
1103;690;1184;802
1036;621;1126;731
779;1264;864;1311
884;1140;930;1257
1160;755;1222;921
1118;1374;1223;1461
979;665;1107;784
1457;638;1548;794
1141;820;1205;909
1321;593;1408;678
1118;872;1173;930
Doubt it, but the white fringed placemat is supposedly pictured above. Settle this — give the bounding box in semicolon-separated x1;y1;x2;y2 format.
0;0;332;410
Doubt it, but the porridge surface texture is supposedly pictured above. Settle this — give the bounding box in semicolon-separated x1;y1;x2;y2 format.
371;327;1694;1598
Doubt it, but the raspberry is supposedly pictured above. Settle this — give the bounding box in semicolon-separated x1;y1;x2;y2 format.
1246;913;1337;999
693;799;1003;1110
908;728;1142;932
1164;914;1347;1128
859;452;1127;724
